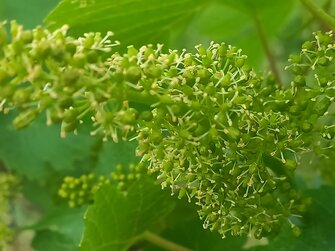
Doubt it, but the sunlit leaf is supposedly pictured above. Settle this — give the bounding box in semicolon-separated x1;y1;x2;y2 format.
46;0;206;49
79;178;175;251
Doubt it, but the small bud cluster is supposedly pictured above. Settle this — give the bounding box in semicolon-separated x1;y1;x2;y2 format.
58;163;145;207
58;173;98;208
286;31;335;179
0;173;20;247
111;163;147;190
0;22;334;238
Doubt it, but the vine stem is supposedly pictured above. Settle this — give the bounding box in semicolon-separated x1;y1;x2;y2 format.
300;0;335;30
141;231;193;251
126;90;159;106
252;13;282;85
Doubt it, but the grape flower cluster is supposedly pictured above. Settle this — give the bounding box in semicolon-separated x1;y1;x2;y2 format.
58;164;146;207
0;21;334;238
286;31;335;183
0;173;20;247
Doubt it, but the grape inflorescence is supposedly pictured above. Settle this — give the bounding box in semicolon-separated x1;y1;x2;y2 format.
0;21;334;238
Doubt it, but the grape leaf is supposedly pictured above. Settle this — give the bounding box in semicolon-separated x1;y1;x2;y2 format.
31;207;85;251
250;186;335;251
0;114;95;179
0;0;59;28
79;178;175;251
181;0;294;67
94;139;139;176
32;207;85;243
45;0;206;49
32;230;77;251
144;199;246;251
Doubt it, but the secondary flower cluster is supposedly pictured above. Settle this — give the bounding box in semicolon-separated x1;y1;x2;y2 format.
0;173;20;247
58;164;145;207
286;31;335;182
0;22;334;238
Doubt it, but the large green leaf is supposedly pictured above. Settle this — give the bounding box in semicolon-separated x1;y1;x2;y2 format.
79;178;175;251
32;230;77;251
0;1;4;17
45;0;294;67
45;0;206;49
181;0;295;67
0;114;95;179
0;0;59;28
31;207;85;251
250;186;335;251
144;200;246;251
94;139;139;176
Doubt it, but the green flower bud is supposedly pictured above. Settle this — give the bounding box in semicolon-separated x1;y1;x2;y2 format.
145;65;163;78
184;55;193;67
289;54;301;63
118;108;138;125
293;75;305;87
125;66;142;83
291;225;301;237
222;74;231;87
318;56;329;66
127;45;138;57
34;40;51;59
13;109;39;129
235;57;245;68
62;69;81;86
65;43;77;55
72;53;86;68
21;30;33;44
63;109;78;123
224;127;240;141
178;188;187;199
167;66;178;77
226;46;238;59
285;159;297;171
51;46;66;62
12;89;30;105
301;121;313;133
302;41;314;50
196;68;211;82
289;105;301;116
150;131;163;145
314;98;331;116
202;56;212;67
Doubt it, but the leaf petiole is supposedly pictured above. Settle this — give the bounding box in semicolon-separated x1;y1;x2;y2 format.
140;231;193;251
300;0;335;30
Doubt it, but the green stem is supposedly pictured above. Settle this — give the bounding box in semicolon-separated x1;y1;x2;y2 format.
252;14;282;85
300;0;335;30
127;90;159;106
141;231;193;251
